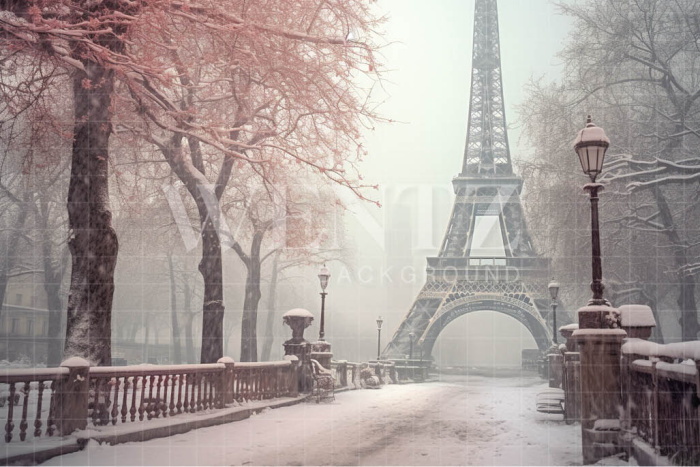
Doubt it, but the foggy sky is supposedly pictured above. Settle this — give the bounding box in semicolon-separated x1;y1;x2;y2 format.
321;0;574;366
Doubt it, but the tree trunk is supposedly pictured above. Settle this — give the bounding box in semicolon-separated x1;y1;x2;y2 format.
240;232;264;362
144;314;150;362
654;190;699;341
37;199;68;367
183;283;196;364
129;322;139;343
168;255;182;364
0;195;31;315
260;251;280;361
63;59;119;366
199;216;225;363
44;246;67;367
158;139;231;364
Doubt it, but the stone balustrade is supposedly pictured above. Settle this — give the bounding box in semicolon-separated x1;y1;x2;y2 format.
0;356;299;443
621;339;700;465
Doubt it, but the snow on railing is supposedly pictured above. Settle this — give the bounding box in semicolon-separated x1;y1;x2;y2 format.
622;339;700;464
0;357;299;443
0;367;69;442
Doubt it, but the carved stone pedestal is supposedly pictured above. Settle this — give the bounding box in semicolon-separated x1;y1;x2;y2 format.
572;305;627;465
282;308;314;393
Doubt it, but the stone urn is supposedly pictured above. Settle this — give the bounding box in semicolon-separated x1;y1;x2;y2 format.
283;308;314;392
283;308;314;346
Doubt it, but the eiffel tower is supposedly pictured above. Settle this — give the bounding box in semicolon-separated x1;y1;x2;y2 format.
382;0;556;360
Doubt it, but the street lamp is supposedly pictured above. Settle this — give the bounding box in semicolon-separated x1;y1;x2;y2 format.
574;115;610;306
376;316;384;360
548;279;560;344
408;332;416;360
317;264;330;340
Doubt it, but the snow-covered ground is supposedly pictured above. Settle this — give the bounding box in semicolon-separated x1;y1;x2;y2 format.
44;369;583;466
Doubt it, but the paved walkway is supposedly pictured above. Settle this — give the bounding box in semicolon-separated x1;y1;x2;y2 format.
45;370;582;465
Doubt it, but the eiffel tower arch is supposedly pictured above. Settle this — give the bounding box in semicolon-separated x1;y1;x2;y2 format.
382;0;558;360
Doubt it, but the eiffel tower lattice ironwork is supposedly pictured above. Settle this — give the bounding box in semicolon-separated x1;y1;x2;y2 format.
382;0;558;360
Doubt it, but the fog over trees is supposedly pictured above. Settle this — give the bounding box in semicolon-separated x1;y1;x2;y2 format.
0;0;384;365
2;0;700;367
520;0;700;343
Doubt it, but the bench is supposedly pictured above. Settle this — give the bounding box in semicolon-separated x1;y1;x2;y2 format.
536;388;564;414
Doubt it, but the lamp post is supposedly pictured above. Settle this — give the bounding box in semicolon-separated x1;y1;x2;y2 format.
548;279;560;344
408;332;415;360
574;116;610;306
317;264;330;341
376;316;384;360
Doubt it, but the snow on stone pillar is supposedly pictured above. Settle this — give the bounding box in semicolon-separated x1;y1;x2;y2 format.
559;323;579;352
618;305;656;340
54;357;90;436
572;305;626;464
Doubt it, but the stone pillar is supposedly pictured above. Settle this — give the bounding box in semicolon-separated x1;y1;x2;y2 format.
310;340;332;370
54;357;90;436
572;305;626;464
284;355;300;397
559;324;579;352
548;352;564;388
217;357;235;406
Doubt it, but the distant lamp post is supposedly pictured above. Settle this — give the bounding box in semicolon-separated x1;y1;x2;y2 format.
376;316;384;360
574;115;610;306
548;279;560;344
408;332;416;360
317;264;331;341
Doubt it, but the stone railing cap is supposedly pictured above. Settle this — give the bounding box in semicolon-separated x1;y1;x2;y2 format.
60;357;90;368
217;357;235;364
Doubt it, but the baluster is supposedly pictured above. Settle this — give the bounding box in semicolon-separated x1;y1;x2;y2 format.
121;377;129;423
146;375;156;419
138;376;147;421
196;373;203;412
176;374;183;414
5;382;16;442
189;373;197;413
243;369;249;400
183;374;190;413
130;377;139;422
34;382;44;437
19;381;29;441
92;378;102;426
46;381;56;436
169;375;176;416
250;369;260;400
208;373;214;409
156;375;164;418
111;377;120;425
201;374;209;410
234;370;240;401
161;375;168;418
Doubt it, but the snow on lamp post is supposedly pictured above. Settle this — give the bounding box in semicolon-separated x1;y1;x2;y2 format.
408;332;415;360
574;115;610;306
548;279;560;344
318;264;330;341
376;316;384;360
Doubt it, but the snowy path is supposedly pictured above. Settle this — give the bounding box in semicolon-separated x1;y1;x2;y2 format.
44;370;582;466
